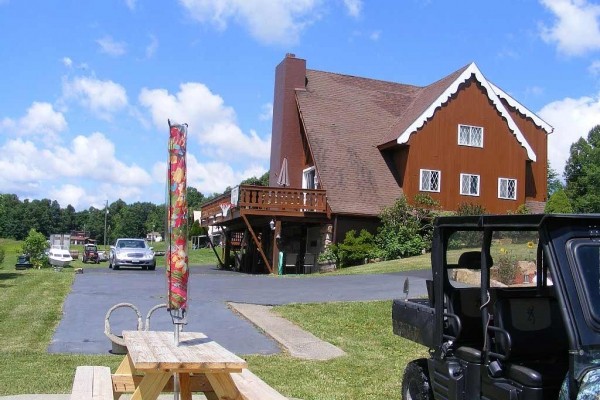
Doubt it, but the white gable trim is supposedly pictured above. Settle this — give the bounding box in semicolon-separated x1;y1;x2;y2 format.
488;82;554;134
396;62;537;162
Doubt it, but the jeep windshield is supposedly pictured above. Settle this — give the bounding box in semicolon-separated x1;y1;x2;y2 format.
568;240;600;328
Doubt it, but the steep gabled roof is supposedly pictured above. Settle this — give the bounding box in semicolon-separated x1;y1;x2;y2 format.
296;70;418;216
489;82;553;134
382;63;537;162
295;63;546;216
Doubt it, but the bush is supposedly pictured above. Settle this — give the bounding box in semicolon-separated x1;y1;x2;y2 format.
22;228;49;268
495;250;518;285
375;195;439;260
335;229;378;268
0;247;4;265
456;202;487;216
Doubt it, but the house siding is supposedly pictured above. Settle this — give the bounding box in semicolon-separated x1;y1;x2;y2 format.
397;79;533;214
501;101;548;202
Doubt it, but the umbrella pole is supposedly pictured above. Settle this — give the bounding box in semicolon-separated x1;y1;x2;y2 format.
172;309;185;399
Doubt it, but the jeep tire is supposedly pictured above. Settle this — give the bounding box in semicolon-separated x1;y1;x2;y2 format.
402;359;433;400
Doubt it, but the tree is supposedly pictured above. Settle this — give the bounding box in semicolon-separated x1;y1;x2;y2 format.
187;187;205;211
564;125;600;212
545;189;573;213
241;172;269;186
547;162;563;197
22;228;49;268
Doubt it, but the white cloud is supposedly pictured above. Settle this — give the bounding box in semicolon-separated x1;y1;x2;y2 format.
152;154;266;195
179;0;321;45
124;0;136;10
63;76;128;119
259;102;273;121
62;57;73;68
0;133;153;208
146;34;159;58
369;30;381;41
538;94;600;176
96;35;127;56
139;82;270;159
0;102;67;139
343;0;362;18
539;0;600;56
589;59;600;75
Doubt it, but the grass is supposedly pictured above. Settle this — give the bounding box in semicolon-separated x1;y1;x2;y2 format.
0;268;121;394
247;301;428;399
0;259;428;397
325;253;432;275
0;239;218;271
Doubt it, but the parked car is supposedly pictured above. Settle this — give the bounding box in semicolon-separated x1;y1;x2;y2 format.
15;254;32;270
97;250;108;262
109;238;156;270
82;244;99;264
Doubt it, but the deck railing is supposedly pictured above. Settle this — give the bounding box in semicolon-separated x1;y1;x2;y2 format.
199;185;327;225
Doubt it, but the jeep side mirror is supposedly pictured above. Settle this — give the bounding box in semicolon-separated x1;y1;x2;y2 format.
403;277;410;300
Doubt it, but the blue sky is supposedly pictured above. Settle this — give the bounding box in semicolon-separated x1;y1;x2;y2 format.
1;0;600;210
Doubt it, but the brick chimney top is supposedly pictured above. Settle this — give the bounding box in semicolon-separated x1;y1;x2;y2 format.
285;53;296;58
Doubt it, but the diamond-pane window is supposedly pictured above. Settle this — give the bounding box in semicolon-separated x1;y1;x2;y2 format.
420;169;440;192
458;124;484;148
460;173;480;196
498;178;517;200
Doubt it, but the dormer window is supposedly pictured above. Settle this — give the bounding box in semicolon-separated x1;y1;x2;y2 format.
458;124;483;148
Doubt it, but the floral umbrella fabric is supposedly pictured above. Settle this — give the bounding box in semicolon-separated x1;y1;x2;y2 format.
167;122;189;313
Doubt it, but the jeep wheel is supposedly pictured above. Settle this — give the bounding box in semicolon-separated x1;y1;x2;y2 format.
402;359;432;400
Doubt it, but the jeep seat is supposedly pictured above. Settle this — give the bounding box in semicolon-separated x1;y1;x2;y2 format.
493;296;568;392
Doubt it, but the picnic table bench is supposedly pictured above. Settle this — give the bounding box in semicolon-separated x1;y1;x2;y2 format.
70;330;287;400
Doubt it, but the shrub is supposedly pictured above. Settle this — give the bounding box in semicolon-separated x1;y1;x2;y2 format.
335;229;377;268
0;247;4;265
22;228;49;268
495;250;518;285
456;202;487;216
375;195;439;260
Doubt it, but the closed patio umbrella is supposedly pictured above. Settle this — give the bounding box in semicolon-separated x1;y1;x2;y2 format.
166;121;189;327
277;157;290;187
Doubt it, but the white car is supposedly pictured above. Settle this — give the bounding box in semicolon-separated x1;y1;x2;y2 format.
109;238;156;271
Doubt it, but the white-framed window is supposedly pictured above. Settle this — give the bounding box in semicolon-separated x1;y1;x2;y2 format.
302;166;317;189
460;173;480;196
498;177;517;200
458;124;483;148
420;169;440;192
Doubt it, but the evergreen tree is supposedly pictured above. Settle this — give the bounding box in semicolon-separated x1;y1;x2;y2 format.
545;189;573;214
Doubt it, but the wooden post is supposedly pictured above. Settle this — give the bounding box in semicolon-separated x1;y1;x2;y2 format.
241;214;273;273
272;219;282;275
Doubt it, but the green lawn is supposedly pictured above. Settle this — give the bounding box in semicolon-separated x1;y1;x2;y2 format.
0;238;427;398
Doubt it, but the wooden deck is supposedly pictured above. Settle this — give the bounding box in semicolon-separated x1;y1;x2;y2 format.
199;185;328;226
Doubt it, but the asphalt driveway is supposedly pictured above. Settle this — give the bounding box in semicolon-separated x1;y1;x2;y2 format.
49;266;431;355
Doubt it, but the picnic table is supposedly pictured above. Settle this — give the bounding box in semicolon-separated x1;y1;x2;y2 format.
71;330;287;400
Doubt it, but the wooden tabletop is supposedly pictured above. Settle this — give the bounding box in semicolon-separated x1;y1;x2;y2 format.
122;330;247;373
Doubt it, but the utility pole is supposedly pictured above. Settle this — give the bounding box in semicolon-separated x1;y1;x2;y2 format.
103;200;109;249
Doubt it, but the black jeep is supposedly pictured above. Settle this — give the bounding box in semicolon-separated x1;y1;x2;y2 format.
393;214;600;400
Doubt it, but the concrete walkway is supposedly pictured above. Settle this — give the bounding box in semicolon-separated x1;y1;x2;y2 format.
229;302;346;360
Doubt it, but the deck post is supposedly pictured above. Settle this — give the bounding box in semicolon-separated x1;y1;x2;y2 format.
271;219;282;275
241;214;273;273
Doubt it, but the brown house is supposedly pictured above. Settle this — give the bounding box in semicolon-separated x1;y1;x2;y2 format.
200;54;552;274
